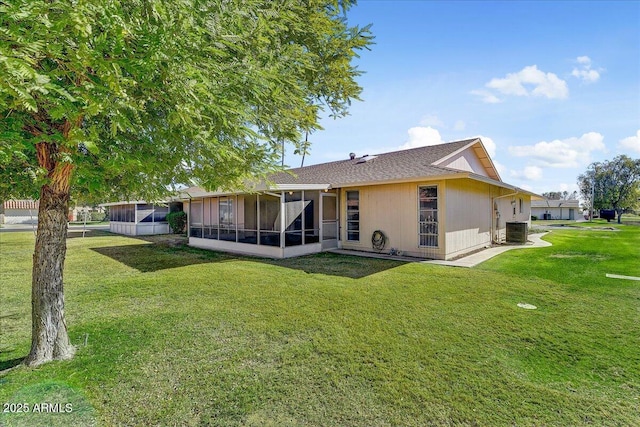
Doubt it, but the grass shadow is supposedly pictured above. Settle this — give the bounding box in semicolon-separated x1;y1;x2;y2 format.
0;358;24;373
262;252;408;279
66;229;114;239
90;236;406;278
90;243;225;273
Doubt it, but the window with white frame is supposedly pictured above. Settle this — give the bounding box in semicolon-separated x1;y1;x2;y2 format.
219;197;234;227
346;190;360;241
418;186;438;247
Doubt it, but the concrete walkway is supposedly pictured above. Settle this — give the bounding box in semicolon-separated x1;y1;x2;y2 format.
330;233;552;268
424;233;551;268
0;223;109;233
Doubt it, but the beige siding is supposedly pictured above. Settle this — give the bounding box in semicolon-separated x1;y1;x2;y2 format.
444;180;492;258
339;181;447;259
441;148;490;177
338;178;534;261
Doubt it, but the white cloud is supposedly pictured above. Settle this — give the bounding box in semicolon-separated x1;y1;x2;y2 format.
572;68;600;83
557;183;580;195
419;114;445;128
511;166;543;181
488;65;569;99
473;65;569;103
453;120;466;131
571;56;601;83
401;129;499;159
466;134;496;157
508;132;606;168
493;160;506;177
399;126;446;150
619;130;640;154
470;89;502;104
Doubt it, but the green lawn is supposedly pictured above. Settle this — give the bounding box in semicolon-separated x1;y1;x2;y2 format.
531;215;640;228
1;226;638;426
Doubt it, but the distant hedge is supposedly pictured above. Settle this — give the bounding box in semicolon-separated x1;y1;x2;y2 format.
166;211;187;234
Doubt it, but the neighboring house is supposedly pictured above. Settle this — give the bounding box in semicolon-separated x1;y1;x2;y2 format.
99;201;171;236
0;200;39;224
180;138;540;260
68;205;106;222
531;199;580;220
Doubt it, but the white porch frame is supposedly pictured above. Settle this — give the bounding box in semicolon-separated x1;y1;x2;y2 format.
187;187;335;258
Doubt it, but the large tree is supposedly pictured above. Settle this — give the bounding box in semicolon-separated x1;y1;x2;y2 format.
0;0;372;366
578;155;640;223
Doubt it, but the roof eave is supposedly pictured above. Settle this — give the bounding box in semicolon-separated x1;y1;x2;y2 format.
333;172;469;188
431;138;502;181
98;200;163;207
466;174;543;198
178;183;332;199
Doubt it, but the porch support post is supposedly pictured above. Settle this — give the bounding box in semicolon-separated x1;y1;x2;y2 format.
235;195;238;243
319;192;323;244
188;199;192;237
256;193;261;245
301;190;305;245
134;203;138;236
280;191;286;249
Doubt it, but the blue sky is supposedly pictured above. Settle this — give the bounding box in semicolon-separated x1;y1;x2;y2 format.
285;0;640;195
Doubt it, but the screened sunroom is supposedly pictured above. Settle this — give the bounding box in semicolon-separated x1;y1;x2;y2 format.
100;201;170;236
185;186;339;258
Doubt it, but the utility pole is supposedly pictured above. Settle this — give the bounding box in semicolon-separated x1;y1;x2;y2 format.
301;132;308;168
281;139;284;167
591;183;595;222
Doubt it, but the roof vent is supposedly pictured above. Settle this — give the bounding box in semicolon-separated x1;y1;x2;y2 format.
349;152;356;160
356;154;377;164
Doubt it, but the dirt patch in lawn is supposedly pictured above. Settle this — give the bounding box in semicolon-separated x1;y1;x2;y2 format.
549;253;610;261
134;234;188;247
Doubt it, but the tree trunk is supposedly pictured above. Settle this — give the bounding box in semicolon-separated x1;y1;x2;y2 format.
24;142;75;367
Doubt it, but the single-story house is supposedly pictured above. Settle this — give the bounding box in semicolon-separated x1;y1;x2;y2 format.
531;199;580;220
0;200;39;224
68;205;106;222
99;201;172;236
181;138;540;260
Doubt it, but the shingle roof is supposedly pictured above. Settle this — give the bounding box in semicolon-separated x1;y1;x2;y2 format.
3;199;39;210
271;138;479;186
531;199;580;208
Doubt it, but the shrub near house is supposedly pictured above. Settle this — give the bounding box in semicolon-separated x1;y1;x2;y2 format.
167;211;187;234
